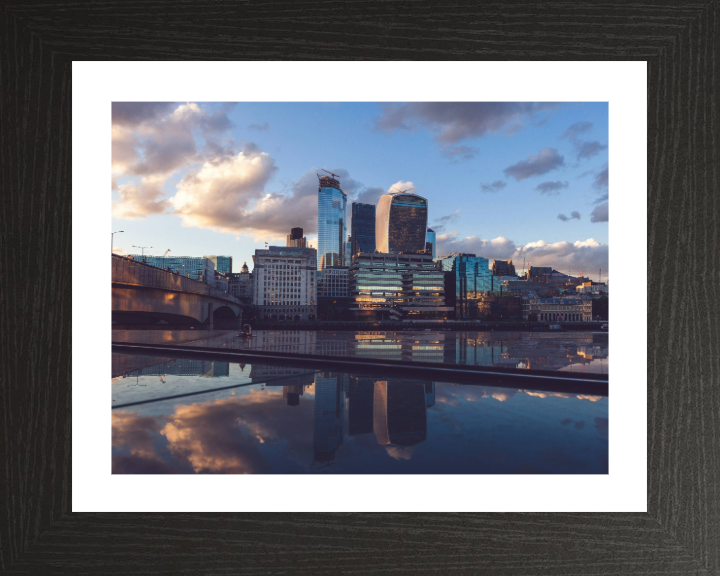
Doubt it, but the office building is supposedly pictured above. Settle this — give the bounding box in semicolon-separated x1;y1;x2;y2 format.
576;282;609;295
528;266;554;281
204;255;232;274
376;192;428;254
344;235;352;266
349;252;452;321
426;228;436;258
286;227;308;248
492;259;515;277
317;266;350;298
350;202;376;258
252;246;317;321
132;255;217;286
522;296;593;322
228;262;253;302
317;174;347;270
434;254;499;318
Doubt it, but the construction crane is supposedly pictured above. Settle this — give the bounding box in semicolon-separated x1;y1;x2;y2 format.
162;249;171;257
390;185;415;195
320;168;340;179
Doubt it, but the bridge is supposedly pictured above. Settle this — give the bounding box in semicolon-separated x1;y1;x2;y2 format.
112;254;243;328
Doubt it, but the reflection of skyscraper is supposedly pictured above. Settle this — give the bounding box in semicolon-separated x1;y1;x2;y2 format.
373;380;427;447
348;376;374;436
376;192;428;254
424;382;436;408
313;372;345;462
283;385;304;406
317;175;347;270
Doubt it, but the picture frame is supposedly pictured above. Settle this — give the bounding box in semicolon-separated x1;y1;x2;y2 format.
3;1;718;573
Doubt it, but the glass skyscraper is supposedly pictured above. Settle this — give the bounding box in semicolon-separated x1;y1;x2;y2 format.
426;228;436;258
317;175;347;270
376;192;428;254
350;202;376;258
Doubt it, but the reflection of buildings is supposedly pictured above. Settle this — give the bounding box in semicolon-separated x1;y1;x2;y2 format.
250;364;315;392
135;359;229;377
313;372;346;463
348;376;374;436
247;330;317;355
373;380;427;447
283;385;304;406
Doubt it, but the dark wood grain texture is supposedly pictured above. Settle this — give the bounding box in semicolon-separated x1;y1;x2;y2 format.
1;1;718;574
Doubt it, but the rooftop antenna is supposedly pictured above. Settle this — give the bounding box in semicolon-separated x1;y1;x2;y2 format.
390;185;416;195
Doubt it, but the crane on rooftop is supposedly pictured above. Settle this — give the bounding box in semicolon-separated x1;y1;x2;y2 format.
320;168;340;179
390;185;415;195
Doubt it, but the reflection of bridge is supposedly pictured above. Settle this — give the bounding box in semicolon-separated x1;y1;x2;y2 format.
112;254;243;327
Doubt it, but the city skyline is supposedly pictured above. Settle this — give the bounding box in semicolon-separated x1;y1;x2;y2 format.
112;102;609;279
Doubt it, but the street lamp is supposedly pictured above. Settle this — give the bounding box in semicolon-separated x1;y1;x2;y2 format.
111;230;124;253
132;245;154;262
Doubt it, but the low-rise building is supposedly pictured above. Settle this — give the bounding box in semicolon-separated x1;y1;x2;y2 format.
522;296;593;322
576;282;609;295
228;262;253;302
252;246;317;321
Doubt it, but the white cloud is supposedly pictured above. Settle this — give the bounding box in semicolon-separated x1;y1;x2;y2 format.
436;234;608;276
113;176;170;219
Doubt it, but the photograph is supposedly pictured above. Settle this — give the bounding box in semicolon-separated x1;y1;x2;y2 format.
111;101;609;474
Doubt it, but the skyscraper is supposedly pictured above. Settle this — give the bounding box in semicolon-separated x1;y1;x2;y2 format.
286;227;308;248
350;202;376;258
376;192;428;254
426;228;436;258
317;174;347;270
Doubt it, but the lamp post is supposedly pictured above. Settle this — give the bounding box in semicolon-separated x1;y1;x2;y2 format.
132;245;154;263
111;230;124;253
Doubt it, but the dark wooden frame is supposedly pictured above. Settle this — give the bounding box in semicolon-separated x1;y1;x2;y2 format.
2;2;718;574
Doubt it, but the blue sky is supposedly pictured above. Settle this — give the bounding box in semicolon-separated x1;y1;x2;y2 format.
112;102;608;278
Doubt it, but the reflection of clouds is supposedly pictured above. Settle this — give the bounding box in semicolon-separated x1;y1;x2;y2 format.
385;446;414;461
522;390;571;400
560;418;585;430
576;395;603;402
113;388;315;474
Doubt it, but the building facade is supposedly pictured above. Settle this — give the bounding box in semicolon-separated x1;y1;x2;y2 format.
228;262;253;302
317;266;350;298
375;192;428;254
522;296;593;322
348;252;452;320
252;246;317;321
576;282;609;295
434;254;499;318
426;228;436;258
350;202;376;258
132;255;217;286
317;175;347;270
205;255;232;274
286;227;308;248
492;259;515;277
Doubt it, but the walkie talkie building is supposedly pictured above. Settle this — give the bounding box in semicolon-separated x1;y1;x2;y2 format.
317;174;347;270
376;192;428;254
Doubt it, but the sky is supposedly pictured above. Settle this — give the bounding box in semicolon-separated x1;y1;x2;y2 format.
111;102;609;279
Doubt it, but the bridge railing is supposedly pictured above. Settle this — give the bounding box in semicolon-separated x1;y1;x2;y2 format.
112;254;241;304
